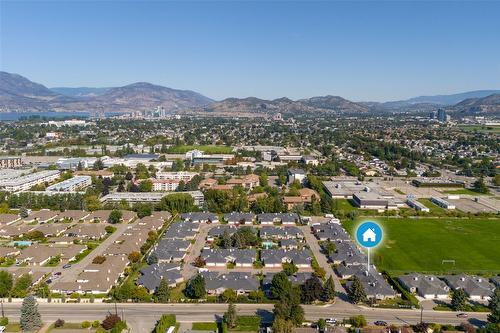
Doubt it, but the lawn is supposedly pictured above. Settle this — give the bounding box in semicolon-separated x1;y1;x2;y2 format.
333;199;358;212
165;145;233;154
417;198;448;214
459;125;500;134
441;188;487;196
343;217;500;275
192;322;218;331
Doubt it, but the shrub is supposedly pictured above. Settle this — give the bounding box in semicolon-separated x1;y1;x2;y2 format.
92;320;100;328
54;318;65;328
102;314;121;330
0;317;8;326
92;256;106;264
82;320;91;328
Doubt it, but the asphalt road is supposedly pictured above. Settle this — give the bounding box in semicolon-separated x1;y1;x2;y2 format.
2;302;489;332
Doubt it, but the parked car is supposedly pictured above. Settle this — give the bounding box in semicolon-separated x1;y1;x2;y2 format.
374;321;388;326
457;313;468;318
326;318;337;324
54;271;62;276
63;264;71;269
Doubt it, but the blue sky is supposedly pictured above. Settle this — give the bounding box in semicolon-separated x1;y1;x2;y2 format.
1;1;499;101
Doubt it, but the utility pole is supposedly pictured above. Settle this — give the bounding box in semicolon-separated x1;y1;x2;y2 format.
420;306;423;324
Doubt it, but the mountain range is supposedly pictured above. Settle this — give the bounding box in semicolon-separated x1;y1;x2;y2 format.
1;71;499;116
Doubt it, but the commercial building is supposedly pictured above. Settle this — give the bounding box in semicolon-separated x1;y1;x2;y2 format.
0;156;22;169
56;157;98;170
406;198;430;212
431;197;456;210
352;192;394;210
0;170;60;192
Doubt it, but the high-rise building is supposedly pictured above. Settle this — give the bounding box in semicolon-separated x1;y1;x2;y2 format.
437;109;447;122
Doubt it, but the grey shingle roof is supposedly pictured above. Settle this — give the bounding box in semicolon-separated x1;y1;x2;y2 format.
201;271;259;293
138;263;183;292
398;274;449;297
443;275;495;298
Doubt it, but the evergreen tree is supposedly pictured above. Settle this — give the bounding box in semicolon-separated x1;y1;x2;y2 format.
185;274;205;299
488;288;500;324
349;276;367;304
221;230;232;249
155;278;170;303
301;276;323;303
223;302;238;328
20;295;42;331
322;276;336;301
473;177;489;194
451;288;468;311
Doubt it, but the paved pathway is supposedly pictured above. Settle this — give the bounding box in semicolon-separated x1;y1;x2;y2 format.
299;225;355;307
59;222;132;283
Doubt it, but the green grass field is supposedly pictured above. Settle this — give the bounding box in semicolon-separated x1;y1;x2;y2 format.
459;125;500;134
343;217;500;275
333;199;358;212
417;198;448;214
441;188;487;196
166;145;233;154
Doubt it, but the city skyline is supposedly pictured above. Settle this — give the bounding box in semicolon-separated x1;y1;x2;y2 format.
1;1;500;101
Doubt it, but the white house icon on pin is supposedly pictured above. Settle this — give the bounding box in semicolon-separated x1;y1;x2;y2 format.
362;228;376;242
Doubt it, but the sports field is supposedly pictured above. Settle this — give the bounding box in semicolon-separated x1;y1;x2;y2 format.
343;217;500;275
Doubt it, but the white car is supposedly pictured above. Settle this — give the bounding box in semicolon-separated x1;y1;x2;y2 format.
325;318;336;324
0;325;5;332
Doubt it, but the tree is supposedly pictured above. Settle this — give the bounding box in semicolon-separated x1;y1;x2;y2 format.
270;272;292;299
220;230;232;249
135;203;152;218
147;254;159;265
221;289;237;303
282;262;298;276
494;174;500;187
185;274;205;299
451;288;468;311
348;276;367;304
158;193;196;213
301;275;323;303
349;315;367;328
101;314;122;330
93;159;104;171
473;177;489;194
322;276;336;302
0;271;13;297
108;209;123;224
272;317;293;333
12;274;32;298
317;319;327;332
139;179;153;192
128;251;142;263
488;287;500;324
20;295;43;331
155;279;170;303
273;285;304;326
223;302;238;328
259;172;269;187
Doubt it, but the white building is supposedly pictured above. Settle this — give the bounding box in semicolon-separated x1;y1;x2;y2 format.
156;171;197;182
152;180;180;192
46;176;92;192
0;170;60;192
431;197;455;210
